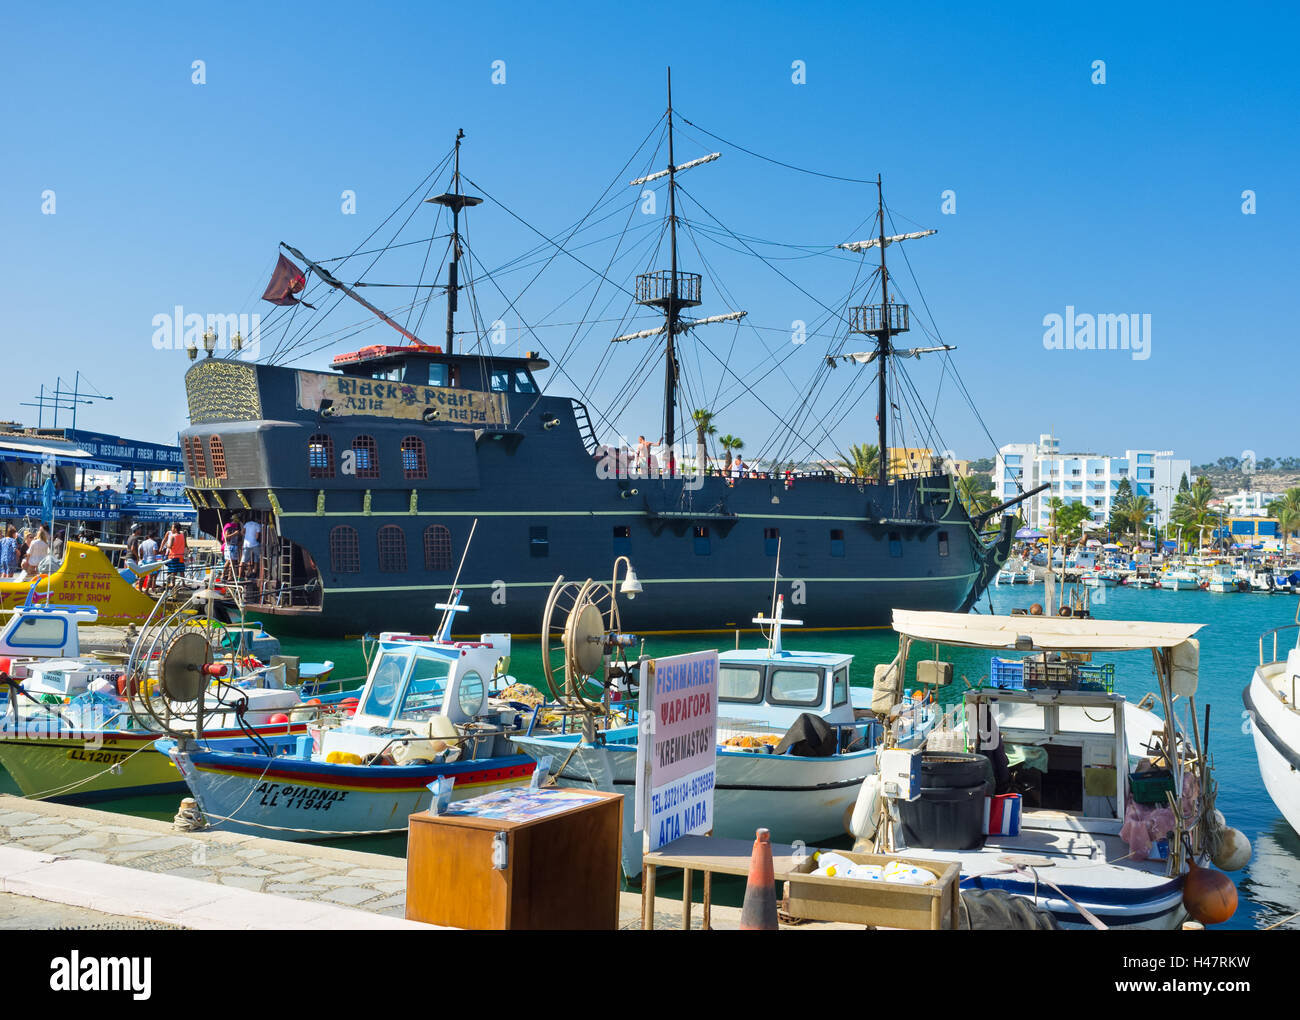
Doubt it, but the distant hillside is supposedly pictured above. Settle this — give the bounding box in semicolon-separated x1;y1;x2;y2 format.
1193;468;1300;499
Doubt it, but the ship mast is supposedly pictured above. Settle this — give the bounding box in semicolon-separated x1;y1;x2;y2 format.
614;69;741;479
839;183;938;487
664;69;680;454
427;130;482;355
874;177;890;487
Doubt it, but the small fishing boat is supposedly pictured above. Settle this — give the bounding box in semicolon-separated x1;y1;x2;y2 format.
1158;569;1203;591
1081;570;1121;588
159;593;537;840
0;584;328;801
1244;605;1300;836
511;596;934;877
1206;565;1239;594
846;610;1242;930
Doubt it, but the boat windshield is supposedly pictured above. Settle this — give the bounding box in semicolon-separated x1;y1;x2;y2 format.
395;654;453;723
361;651;410;718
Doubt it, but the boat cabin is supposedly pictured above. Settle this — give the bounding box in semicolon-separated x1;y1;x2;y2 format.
966;686;1131;829
0;601;98;663
329;344;548;396
319;630;518;761
717;647;857;732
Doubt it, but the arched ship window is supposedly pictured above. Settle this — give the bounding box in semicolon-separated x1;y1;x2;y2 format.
207;436;227;479
378;525;407;572
190;436;208;478
308;434;335;479
329;525;360;573
424;525;451;570
352;435;379;479
938;531;950;557
401;436;427;480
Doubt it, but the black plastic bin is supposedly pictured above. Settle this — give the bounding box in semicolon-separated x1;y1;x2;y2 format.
897;752;994;851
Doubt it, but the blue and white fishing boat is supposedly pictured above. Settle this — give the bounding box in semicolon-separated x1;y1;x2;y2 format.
159;592;536;840
850;610;1238;930
512;597;934;877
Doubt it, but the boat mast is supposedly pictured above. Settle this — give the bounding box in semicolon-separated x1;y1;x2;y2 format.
874;176;890;487
664;69;681;457
427;130;482;355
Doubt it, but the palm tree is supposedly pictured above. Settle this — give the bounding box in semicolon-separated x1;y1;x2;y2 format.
1172;477;1215;552
838;443;880;481
691;409;716;472
1124;495;1155;537
955;474;996;516
719;434;744;472
1274;505;1300;554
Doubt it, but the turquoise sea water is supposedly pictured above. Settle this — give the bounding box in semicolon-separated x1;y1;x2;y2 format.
6;584;1297;929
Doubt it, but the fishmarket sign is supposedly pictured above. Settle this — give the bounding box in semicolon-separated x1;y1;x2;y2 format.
296;371;507;425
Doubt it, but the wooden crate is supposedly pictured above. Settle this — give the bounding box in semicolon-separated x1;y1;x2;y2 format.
405;788;623;930
784;850;960;929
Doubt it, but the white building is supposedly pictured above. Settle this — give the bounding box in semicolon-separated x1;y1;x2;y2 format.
1222;489;1281;517
994;434;1191;533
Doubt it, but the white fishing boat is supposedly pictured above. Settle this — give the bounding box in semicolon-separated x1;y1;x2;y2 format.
1244;604;1300;836
1207;565;1239;594
845;610;1243;930
1081;570;1121;588
511;596;934;877
1158;569;1203;591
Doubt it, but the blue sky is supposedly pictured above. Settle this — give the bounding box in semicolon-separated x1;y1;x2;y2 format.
2;1;1296;466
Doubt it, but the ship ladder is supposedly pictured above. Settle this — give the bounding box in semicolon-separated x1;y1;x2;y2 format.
570;400;601;456
276;538;294;608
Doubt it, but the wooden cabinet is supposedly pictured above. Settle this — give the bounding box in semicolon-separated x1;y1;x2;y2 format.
405;788;623;930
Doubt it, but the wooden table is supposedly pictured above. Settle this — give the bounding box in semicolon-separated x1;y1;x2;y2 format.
641;835;960;930
406;788;623;930
640;835;810;930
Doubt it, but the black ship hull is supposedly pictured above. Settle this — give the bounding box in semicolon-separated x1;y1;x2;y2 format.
181;357;1012;638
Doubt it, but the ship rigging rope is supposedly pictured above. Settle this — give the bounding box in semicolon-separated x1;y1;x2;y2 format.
676;113;880;185
266;145;457;365
884;202;1012;490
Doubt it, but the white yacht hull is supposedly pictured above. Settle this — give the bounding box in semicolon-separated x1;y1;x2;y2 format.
1245;669;1300;837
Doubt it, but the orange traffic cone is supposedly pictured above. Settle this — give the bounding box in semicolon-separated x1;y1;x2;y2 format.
739;827;779;930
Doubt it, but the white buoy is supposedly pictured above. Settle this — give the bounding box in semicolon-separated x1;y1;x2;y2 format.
848;773;882;842
1212;827;1252;872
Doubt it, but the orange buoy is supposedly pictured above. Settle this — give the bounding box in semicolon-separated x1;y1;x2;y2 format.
268;713;289;724
1183;860;1237;925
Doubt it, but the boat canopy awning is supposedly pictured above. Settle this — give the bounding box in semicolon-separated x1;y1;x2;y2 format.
892;610;1204;652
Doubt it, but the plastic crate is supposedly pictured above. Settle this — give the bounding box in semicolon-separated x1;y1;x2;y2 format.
989;657;1024;690
1129;769;1176;806
1023;659;1115;693
1074;663;1115;693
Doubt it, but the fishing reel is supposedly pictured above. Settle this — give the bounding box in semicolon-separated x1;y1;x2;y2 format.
539;577;640;718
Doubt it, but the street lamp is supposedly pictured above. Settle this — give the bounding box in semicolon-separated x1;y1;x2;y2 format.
612;555;643;601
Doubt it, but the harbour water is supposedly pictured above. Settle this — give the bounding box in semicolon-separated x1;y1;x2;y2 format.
6;584;1295;930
